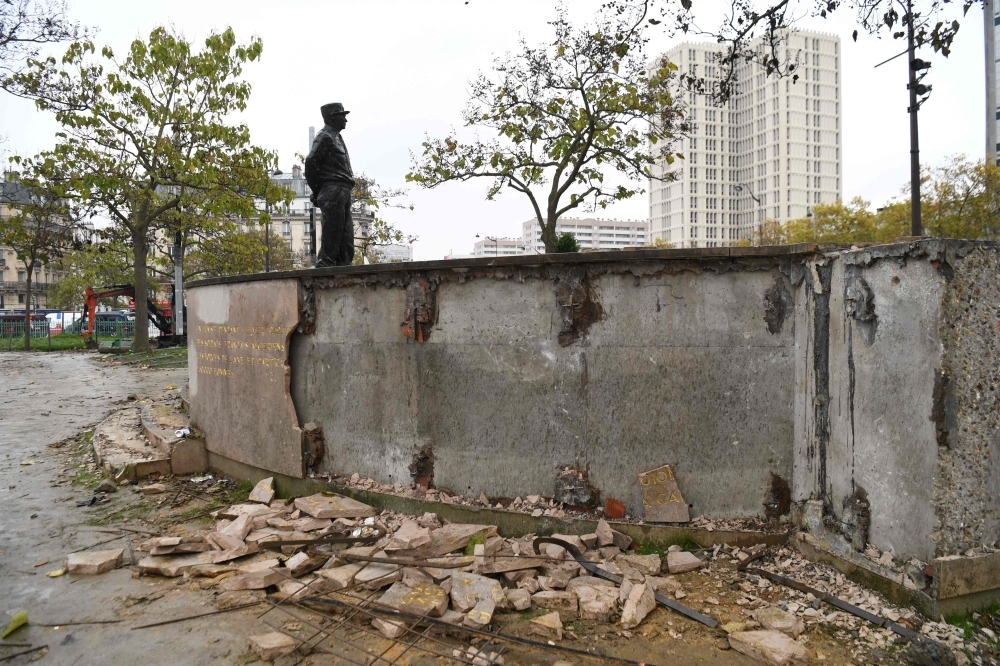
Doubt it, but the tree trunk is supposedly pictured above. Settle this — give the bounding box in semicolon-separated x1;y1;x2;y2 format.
540;216;559;253
132;226;150;352
23;266;32;352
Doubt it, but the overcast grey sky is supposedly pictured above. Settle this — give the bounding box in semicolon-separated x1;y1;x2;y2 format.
0;0;988;259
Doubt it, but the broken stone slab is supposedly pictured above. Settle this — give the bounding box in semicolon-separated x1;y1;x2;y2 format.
238;557;280;574
645;575;684;596
599;546;621;560
757;607;805;638
210;542;259;564
140;483;166;495
138;552;213;577
385;520;432;551
402;567;431;588
206;531;245;552
189;563;233;578
728;631;809;666
249;632;297;661
250;511;283;530
621;582;656;629
248;477;275;504
149;542;211;556
288;517;331;532
293;493;377;519
216;589;266;610
219;513;253;541
550;534;587;552
266;517;294;531
271;576;317;602
140;536;182;550
529;611;564;641
66;548;124;575
566;575;616;592
638;464;690;523
450;571;507;612
531;591;578;620
464;598;495;629
393;523;494;559
575;585;619;621
474;551;545;575
580;534;598;549
355;555;403;590
439;609;465;626
400;582;450;617
595;519;632;550
617;553;661;575
315;563;366;591
505;588;532;611
324;545;379;569
667;551;703;574
372;617;407;639
218;568;284;591
219;503;277;520
285;552;324;578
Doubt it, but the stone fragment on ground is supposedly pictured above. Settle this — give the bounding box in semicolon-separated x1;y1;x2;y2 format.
531;590;578;619
393;523;493;559
385;519;431;550
249;632;297;661
137;552;213;577
96;479;117;493
566;575;616;592
757;606;805;638
216;590;266;610
248;477;275;504
315;563;366;591
140;483;166;495
621;582;656;629
66;548;124;574
729;630;809;666
450;571;507;611
372;617;407;639
617;553;661;575
355;555;403;589
464;598;495;629
293;493;377;519
575;585;619;621
529;611;564;641
667;551;702;573
217;567;284;591
505;587;532;610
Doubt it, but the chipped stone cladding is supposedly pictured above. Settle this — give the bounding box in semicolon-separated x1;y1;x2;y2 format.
935;244;1000;556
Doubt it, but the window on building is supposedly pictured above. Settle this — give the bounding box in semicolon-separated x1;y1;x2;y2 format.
17;271;25;283
18;294;24;304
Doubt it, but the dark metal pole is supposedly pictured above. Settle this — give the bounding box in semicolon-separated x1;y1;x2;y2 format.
309;207;317;265
265;204;271;273
906;0;923;236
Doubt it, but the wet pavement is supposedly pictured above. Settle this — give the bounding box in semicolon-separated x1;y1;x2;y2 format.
0;352;270;665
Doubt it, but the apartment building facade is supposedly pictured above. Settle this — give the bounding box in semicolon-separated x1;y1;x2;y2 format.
649;30;843;247
521;217;649;254
0;180;68;311
473;237;524;257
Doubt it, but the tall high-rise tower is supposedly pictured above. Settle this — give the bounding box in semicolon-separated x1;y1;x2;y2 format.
649;31;843;247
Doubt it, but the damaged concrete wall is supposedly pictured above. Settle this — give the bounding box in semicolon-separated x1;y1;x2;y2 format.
935;245;1000;557
185;240;999;564
288;252;804;520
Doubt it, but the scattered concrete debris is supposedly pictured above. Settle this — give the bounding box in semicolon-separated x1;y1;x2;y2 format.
729;630;809;665
66;548;124;574
248;631;297;660
529;611;564;640
247;477;275;504
140;483;166;495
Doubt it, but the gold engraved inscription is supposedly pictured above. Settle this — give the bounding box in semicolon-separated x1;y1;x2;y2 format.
638;464;690;523
193;325;287;379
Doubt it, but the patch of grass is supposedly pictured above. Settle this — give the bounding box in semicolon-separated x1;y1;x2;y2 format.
97;347;187;368
636;537;700;555
946;602;1000;641
0;334;87;352
85;497;156;526
515;608;551;622
465;534;486;555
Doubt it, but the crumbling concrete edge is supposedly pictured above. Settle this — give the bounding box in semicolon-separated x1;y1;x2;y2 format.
207;451;788;549
792;533;936;619
139;404;207;476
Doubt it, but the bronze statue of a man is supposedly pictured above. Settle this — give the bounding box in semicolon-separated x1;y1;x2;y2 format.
305;102;355;267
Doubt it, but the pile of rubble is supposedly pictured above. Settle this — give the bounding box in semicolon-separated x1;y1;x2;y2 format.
55;474;999;665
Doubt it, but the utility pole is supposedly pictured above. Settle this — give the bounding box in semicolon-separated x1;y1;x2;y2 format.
906;0;923;237
987;0;997;164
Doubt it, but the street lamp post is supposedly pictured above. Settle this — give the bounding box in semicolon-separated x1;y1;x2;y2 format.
734;184;762;245
475;234;499;257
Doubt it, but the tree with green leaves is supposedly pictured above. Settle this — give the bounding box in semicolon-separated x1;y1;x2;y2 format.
0;175;77;349
46;238;133;312
408;4;685;253
183;224;293;278
351;174;415;265
7;27;287;351
554;232;581;253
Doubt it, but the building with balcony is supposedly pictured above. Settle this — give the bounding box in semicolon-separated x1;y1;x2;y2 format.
0;180;67;312
521;217;649;254
649;30;843;247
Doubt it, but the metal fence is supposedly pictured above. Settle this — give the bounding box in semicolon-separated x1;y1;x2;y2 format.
0;318;50;339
